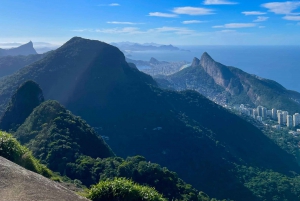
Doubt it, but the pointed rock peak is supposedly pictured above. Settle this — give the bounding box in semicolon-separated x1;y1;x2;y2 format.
200;52;217;68
191;57;200;67
19;41;34;49
28;41;33;46
200;52;214;63
0;80;44;132
1;41;37;56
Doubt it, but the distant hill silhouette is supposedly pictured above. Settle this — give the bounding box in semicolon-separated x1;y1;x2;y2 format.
0;41;37;57
0;80;44;132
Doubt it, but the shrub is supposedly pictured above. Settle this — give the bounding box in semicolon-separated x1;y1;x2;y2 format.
88;177;167;201
0;131;52;178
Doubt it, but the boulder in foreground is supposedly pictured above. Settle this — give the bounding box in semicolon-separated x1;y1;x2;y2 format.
0;156;89;201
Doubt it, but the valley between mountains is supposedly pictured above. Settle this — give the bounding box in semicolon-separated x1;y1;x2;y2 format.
1;37;300;201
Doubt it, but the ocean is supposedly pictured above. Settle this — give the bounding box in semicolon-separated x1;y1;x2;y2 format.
128;46;300;93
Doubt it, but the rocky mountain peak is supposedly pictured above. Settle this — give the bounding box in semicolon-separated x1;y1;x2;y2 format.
191;57;200;67
1;41;38;56
27;41;33;46
200;52;215;66
0;80;44;131
198;52;244;95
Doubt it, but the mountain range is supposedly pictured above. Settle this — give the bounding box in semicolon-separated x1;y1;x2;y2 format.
156;53;300;114
0;79;220;201
126;57;168;67
111;42;189;52
1;37;300;200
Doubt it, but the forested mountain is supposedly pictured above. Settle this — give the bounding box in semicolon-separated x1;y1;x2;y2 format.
0;53;46;78
156;53;300;113
0;41;37;57
1;37;300;200
0;80;44;132
14;100;115;176
3;81;220;201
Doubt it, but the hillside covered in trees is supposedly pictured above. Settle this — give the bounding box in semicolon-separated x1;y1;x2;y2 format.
1;38;300;200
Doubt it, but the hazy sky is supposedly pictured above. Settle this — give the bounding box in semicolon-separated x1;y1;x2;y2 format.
1;0;300;46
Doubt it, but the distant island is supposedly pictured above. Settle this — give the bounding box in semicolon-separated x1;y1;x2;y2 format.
111;41;190;52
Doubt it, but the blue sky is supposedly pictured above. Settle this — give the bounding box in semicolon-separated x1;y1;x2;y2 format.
1;0;300;46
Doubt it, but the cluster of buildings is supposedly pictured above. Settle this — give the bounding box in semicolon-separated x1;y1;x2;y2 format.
239;104;300;128
140;61;189;76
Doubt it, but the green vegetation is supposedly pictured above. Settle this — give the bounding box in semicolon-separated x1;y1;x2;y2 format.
237;112;300;164
228;66;300;113
1;37;300;200
0;54;45;78
67;155;223;200
236;165;300;201
0;131;52;178
14;100;114;177
88;178;167;201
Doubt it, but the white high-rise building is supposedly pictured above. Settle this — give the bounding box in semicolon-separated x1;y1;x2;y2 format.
272;108;277;120
287;115;293;128
267;110;272;117
253;109;257;118
282;111;288;124
278;113;284;125
262;107;267;119
293;113;300;127
257;106;263;117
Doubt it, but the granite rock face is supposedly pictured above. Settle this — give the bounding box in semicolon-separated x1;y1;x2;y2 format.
0;156;89;201
158;52;300;113
200;52;243;95
191;57;200;67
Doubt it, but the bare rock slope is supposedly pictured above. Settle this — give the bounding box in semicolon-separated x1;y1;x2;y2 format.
0;156;89;201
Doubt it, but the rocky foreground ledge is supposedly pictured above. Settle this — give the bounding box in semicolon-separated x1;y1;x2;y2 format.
0;156;89;201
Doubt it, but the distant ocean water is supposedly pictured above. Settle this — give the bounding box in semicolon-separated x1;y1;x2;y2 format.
128;46;300;93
